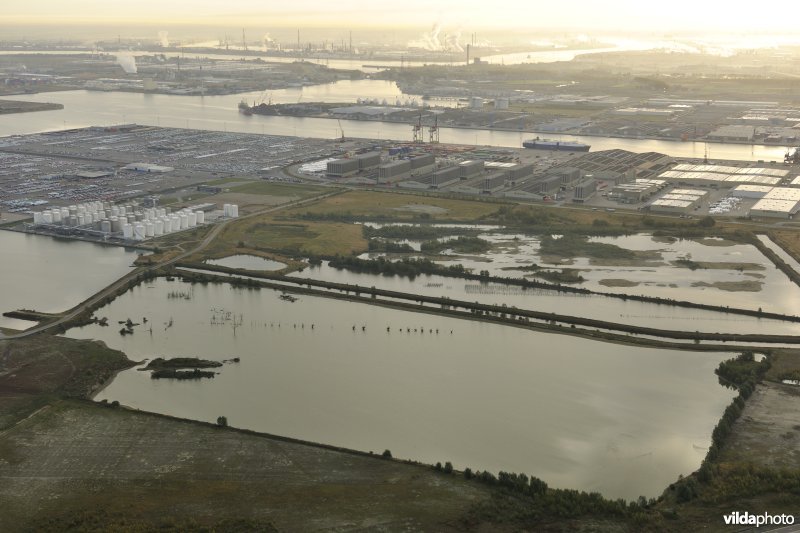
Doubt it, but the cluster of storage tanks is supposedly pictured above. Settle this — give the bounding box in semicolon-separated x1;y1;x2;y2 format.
222;204;239;218
30;201;218;241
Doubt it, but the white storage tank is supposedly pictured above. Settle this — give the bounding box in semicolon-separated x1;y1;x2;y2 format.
123;223;133;239
195;211;205;224
42;211;53;224
111;206;120;217
188;212;197;227
223;203;232;217
171;215;181;230
231;204;239;218
77;214;86;226
162;217;171;233
60;207;69;220
154;219;164;236
33;212;43;224
100;220;112;233
133;224;145;241
52;210;62;223
179;214;189;229
145;221;155;237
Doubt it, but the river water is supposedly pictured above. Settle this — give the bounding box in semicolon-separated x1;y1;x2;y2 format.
0;230;138;330
67;276;735;500
0;85;789;161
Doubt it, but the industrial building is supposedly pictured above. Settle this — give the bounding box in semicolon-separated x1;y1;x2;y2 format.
749;198;800;219
648;188;707;214
409;154;436;177
659;164;789;187
573;178;597;202
459;160;484;179
551;149;673;182
122;163;174;173
706;125;755;142
648;198;696;214
482;172;508;194
430;166;461;189
356;151;382;171
378;160;411;183
326;158;360;178
730;185;775;199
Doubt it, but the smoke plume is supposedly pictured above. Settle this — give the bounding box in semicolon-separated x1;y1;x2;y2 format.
115;53;138;74
158;31;169;48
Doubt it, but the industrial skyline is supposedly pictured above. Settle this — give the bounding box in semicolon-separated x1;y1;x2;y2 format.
4;0;800;34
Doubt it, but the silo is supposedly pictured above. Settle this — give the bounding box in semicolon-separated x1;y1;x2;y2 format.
171;215;180;231
154;219;164;236
158;208;166;217
52;210;62;223
111;206;120;217
100;220;112;233
77;205;86;216
145;221;155;237
123;223;133;239
161;217;171;233
77;214;86;226
41;211;52;224
188;212;197;227
223;204;231;217
119;206;127;216
195;211;205;224
60;207;69;220
133;224;145;241
179;214;189;229
33;212;43;224
109;217;120;232
231;204;239;218
68;215;77;226
495;97;510;110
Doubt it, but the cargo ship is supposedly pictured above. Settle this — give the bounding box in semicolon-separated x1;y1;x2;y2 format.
523;139;590;152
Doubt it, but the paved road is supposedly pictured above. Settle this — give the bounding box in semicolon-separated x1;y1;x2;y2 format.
0;190;340;341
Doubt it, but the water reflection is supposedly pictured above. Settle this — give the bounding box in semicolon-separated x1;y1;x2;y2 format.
69;277;735;499
0;230;138;329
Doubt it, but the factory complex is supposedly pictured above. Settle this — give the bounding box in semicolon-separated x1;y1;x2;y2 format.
2;124;800;251
320;145;800;219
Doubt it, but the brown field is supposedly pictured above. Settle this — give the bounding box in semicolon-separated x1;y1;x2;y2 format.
0;400;493;532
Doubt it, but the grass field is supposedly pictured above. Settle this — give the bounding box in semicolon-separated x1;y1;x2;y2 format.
285;190;504;221
228;181;327;197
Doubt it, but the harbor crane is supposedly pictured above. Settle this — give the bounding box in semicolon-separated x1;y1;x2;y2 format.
336;119;346;142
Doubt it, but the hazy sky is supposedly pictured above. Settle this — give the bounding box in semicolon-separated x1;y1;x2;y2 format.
5;0;799;33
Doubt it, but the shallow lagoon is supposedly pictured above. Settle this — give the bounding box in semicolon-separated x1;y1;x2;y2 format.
69;277;735;500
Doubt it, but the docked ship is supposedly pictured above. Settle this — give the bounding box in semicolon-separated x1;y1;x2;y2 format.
523;138;590;152
238;99;253;115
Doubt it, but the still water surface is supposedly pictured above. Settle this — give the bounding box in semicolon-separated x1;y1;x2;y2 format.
205;254;286;271
0;85;789;161
69;277;735;499
0;230;138;330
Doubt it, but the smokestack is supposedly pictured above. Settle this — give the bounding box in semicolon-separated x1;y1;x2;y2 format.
466;44;470;65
